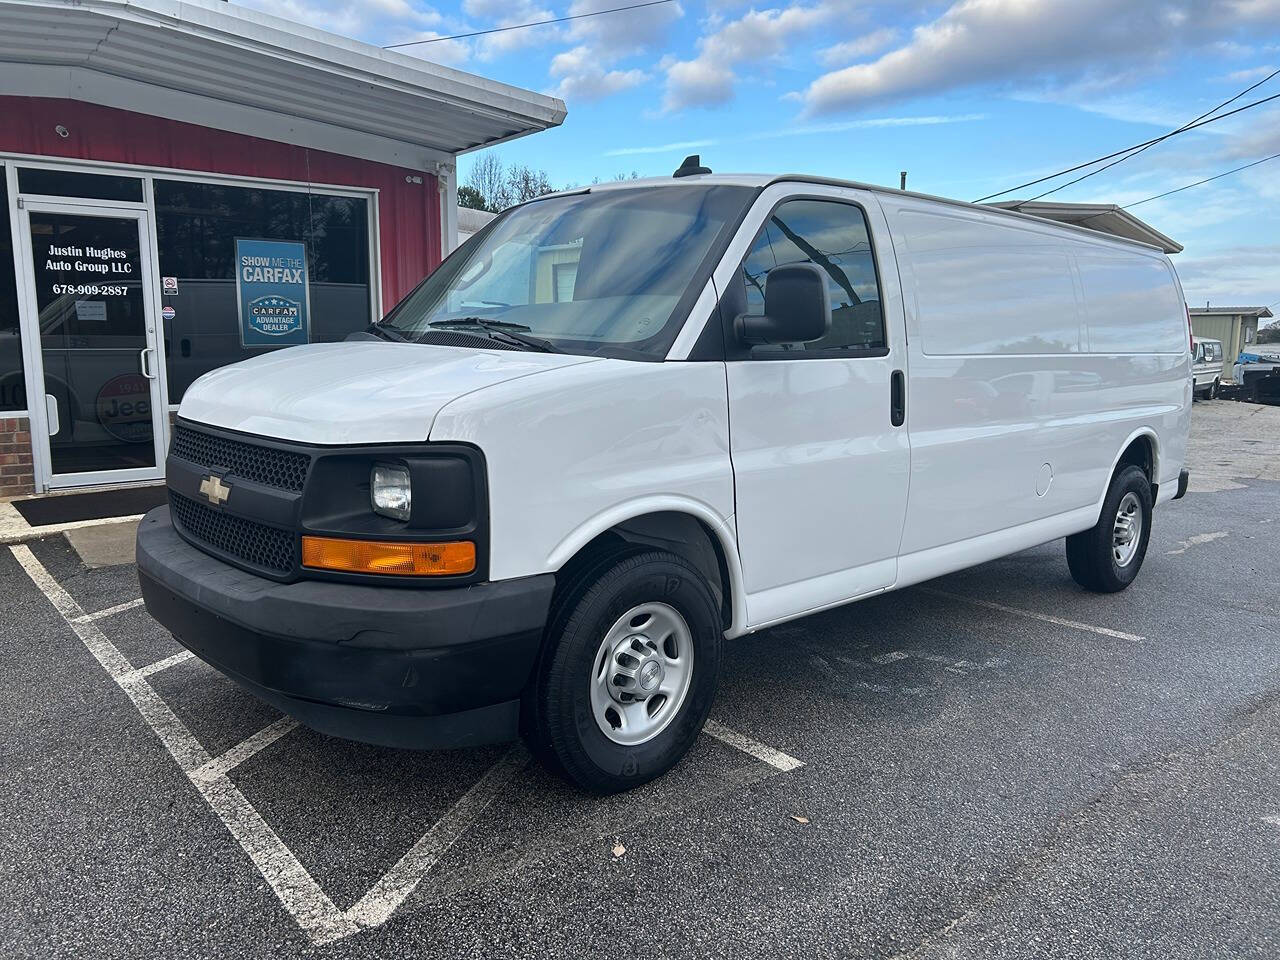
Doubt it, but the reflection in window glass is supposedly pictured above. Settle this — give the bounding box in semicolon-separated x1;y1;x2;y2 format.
27;212;156;474
154;180;371;400
0;174;25;411
381;185;752;360
741;199;885;354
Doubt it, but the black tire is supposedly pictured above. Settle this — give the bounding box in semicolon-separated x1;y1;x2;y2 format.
526;550;722;794
1065;464;1153;593
1209;378;1219;400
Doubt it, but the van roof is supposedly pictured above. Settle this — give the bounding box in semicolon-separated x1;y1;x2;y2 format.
554;172;1171;255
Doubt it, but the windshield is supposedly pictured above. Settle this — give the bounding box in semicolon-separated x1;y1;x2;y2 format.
380;184;755;360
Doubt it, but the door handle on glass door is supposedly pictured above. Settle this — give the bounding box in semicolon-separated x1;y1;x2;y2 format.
890;370;905;427
140;347;158;381
45;394;59;438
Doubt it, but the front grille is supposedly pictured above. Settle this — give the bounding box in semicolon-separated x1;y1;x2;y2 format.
170;491;296;575
171;425;310;492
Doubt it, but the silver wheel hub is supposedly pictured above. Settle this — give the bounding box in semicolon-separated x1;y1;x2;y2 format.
1112;491;1143;568
589;602;694;747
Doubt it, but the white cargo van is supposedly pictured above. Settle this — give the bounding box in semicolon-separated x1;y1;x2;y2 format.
138;162;1193;792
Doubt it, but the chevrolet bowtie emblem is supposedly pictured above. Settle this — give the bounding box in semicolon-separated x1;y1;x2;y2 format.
199;475;231;507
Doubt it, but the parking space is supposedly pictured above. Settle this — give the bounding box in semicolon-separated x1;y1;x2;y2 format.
4;404;1280;958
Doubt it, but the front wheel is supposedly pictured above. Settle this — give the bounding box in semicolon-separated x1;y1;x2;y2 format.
1209;378;1219;400
526;551;722;793
1065;464;1153;593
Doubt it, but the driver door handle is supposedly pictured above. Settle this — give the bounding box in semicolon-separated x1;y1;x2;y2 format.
890;369;905;427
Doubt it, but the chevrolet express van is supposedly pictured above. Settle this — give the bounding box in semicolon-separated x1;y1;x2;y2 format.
138;164;1193;793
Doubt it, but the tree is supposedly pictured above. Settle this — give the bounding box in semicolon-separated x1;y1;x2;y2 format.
462;154;560;212
507;164;554;204
457;185;486;210
1258;321;1280;344
466;153;512;213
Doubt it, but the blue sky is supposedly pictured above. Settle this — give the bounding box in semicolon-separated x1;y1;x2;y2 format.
238;0;1280;311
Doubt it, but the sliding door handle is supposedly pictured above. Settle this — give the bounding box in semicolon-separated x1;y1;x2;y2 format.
890;369;905;427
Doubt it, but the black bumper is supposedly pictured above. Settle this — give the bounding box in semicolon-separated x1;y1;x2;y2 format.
136;507;555;749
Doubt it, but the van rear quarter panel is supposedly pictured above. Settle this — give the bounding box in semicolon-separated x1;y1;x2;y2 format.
881;198;1189;557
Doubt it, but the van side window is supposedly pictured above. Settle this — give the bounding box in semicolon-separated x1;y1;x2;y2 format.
741;199;886;355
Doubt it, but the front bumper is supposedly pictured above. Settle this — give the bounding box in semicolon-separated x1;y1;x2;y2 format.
136;506;555;749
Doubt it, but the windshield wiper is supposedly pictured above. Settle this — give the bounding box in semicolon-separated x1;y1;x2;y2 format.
366;323;409;342
428;317;561;353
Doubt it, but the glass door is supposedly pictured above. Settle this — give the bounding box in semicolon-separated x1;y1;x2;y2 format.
17;202;166;487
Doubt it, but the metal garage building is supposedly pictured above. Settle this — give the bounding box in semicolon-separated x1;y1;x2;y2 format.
0;0;564;498
1190;306;1276;380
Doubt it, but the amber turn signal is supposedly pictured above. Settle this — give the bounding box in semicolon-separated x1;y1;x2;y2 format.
301;536;475;576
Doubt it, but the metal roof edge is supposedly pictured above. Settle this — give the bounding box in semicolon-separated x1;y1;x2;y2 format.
9;0;566;131
990;200;1183;255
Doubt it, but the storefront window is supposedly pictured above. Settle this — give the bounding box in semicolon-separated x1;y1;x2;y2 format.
1;172;26;411
18;167;145;203
154;180;372;400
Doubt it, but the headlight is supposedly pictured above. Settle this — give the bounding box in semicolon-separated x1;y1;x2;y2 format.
371;463;412;521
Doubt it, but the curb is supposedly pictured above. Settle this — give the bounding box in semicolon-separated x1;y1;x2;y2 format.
0;501;145;545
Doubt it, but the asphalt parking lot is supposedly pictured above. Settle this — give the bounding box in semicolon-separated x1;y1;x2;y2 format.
3;400;1280;959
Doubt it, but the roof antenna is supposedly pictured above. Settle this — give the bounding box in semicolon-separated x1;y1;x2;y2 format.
674;154;711;178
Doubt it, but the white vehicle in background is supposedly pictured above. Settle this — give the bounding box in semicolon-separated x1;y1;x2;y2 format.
138;158;1193;793
1192;337;1223;399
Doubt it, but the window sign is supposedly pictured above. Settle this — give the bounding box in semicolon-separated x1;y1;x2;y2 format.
234;238;310;348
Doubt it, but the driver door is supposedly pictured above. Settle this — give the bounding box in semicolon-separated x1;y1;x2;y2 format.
723;187;911;627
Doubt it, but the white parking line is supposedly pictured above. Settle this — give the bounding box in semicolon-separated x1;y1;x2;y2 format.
120;650;194;682
11;545;360;945
347;746;527;930
191;717;300;784
919;588;1145;642
75;597;147;622
15;544;809;943
703;719;804;772
871;650;909;665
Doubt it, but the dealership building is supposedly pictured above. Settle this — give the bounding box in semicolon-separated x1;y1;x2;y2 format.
0;0;564;498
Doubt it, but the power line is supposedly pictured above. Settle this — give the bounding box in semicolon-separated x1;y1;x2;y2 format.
973;89;1280;203
1123;151;1280;208
1026;67;1280;202
384;0;675;49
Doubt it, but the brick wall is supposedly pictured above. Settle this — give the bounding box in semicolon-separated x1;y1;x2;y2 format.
0;417;35;498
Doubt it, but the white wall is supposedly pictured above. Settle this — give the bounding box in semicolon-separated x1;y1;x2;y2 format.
457;207;497;245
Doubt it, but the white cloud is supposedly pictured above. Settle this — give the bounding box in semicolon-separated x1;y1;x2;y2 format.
464;0;560;61
550;45;649;100
604;138;720;157
1174;244;1280;306
395;30;472;65
818;28;898;67
238;0;442;37
800;0;1280;115
663;3;837;112
604;112;986;156
1217;64;1279;82
545;0;683;103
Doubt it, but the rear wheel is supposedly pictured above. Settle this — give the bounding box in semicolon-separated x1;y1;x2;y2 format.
1209;378;1219;400
526;550;722;793
1065;464;1153;593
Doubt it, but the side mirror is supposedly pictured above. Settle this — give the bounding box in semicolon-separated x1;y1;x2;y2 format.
737;263;831;345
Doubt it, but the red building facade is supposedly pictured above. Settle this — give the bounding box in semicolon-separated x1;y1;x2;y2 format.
0;0;562;500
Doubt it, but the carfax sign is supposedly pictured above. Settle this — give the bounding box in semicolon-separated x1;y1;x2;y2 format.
234;238;310;348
